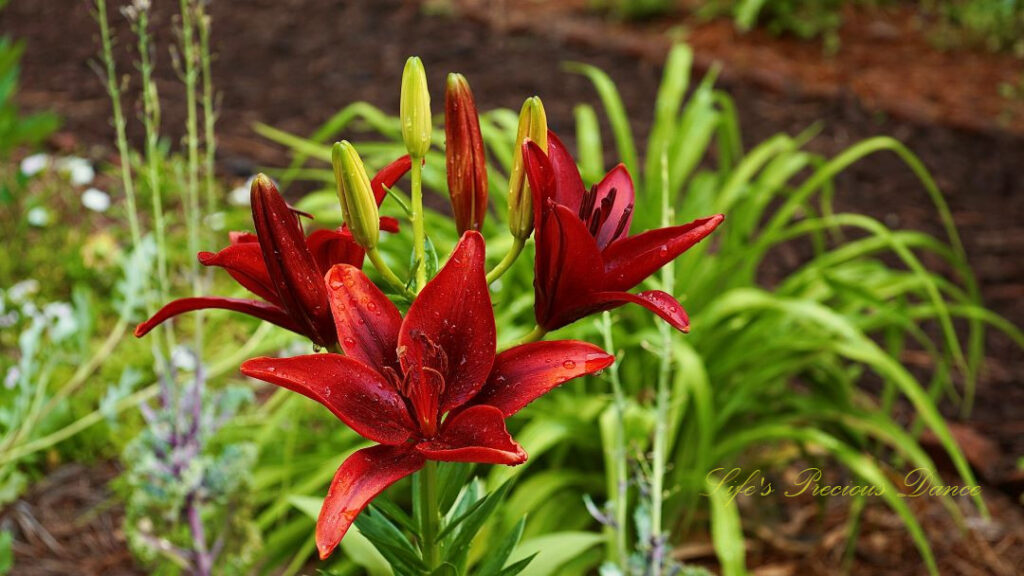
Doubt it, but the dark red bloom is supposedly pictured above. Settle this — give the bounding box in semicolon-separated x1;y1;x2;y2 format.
445;73;488;234
523;131;724;332
135;159;410;348
241;232;614;558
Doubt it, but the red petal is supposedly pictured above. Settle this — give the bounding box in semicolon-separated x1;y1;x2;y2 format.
379;216;401;233
590;164;635;250
469;341;614;416
524;139;556;238
545;131;586;214
585;290;690;333
240;355;416;444
229;231;258;244
533;203;603;331
371;156;412;205
399;231;496;414
416;405;526;465
601;215;724;292
198;243;280;305
316;445;425;559
251;177;335;347
134;297;302;338
306;228;366;276
446;76;489;234
325;264;403;374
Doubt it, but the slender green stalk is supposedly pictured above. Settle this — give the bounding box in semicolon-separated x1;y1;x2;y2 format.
485;236;525;284
366;248;415;299
410;159;427;292
650;154;674;574
133;8;175;353
95;0;143;251
178;0;204;357
419;460;441;569
198;7;217;217
599;312;629;569
501;325;547;351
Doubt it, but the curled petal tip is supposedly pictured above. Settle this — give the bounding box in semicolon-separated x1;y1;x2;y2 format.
197;251;216;265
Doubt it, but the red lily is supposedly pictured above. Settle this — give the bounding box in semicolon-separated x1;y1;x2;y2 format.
135;159;410;348
523;131;724;332
445;73;488;234
241;232;614;558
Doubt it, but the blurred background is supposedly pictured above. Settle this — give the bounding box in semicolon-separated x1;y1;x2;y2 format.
0;1;1021;575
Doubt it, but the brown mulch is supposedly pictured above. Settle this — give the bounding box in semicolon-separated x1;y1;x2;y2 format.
0;0;1021;574
454;0;1024;136
0;463;142;576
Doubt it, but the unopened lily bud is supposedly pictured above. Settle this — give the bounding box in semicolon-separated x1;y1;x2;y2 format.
400;56;432;159
507;96;548;240
332;141;379;250
445;73;488;234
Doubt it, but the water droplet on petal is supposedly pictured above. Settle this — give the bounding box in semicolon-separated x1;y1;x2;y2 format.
562;359;577;370
342;337;357;349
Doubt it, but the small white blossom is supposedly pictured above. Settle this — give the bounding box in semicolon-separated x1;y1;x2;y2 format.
8;280;40;304
172;346;198;372
82;187;112;212
58;157;95;186
44;302;77;341
20;153;50;177
4;367;20;390
27;207;51;227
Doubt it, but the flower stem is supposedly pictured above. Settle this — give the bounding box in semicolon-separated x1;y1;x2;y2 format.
599;312;629;569
485;236;525;285
366;248;415;299
410;158;427;293
650;153;675;576
501;325;547;351
419;459;441;569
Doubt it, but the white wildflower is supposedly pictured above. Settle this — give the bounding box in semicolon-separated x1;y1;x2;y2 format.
8;280;40;304
20;153;50;177
58;157;95;186
82;187;112;212
27;207;51;227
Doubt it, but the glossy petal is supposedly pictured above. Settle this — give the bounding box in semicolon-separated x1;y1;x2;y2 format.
399;231;496;414
544;131;586;214
325;264;403;374
241;355;416;445
370;156;412;205
229;231;259;244
534;203;603;330
251;178;335;346
379;216;401;233
523;139;556;238
601;215;725;292
134;297;302;338
306;228;365;276
416;405;526;465
590;164;635;250
198;243;279;305
469;341;614;416
316;445;425;559
585;290;690;333
446;75;489;234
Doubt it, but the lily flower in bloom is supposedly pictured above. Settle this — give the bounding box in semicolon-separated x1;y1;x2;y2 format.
523;131;724;332
241;232;614;558
135;159;410;348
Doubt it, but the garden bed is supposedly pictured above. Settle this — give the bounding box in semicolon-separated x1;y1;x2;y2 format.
1;0;1021;574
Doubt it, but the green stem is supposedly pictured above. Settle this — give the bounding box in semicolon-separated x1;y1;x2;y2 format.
410;158;427;292
485;237;525;285
599;312;629;568
198;6;217;218
650;154;674;576
96;0;143;251
366;248;414;299
500;325;547;351
419;460;441;569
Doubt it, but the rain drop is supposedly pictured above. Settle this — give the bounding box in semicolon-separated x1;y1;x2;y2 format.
562;360;577;370
342;337;357;349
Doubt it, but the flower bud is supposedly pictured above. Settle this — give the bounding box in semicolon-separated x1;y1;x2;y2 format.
507;96;548;240
445;73;488;234
332;141;380;250
400;56;432;159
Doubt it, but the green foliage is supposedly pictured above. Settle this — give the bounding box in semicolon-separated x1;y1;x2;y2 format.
0;38;59;159
931;0;1024;54
261;42;1019;574
592;0;677;20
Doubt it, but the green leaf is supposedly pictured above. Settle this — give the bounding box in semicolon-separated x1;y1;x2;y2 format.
475;516;527;576
706;476;748;576
441;479;515;567
355;506;429;575
507;532;603;576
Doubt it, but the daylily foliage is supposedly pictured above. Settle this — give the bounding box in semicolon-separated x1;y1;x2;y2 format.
136;57;723;570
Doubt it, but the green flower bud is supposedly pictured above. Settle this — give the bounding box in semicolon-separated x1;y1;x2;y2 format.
507;96;548;240
400;56;432;159
332;141;379;250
